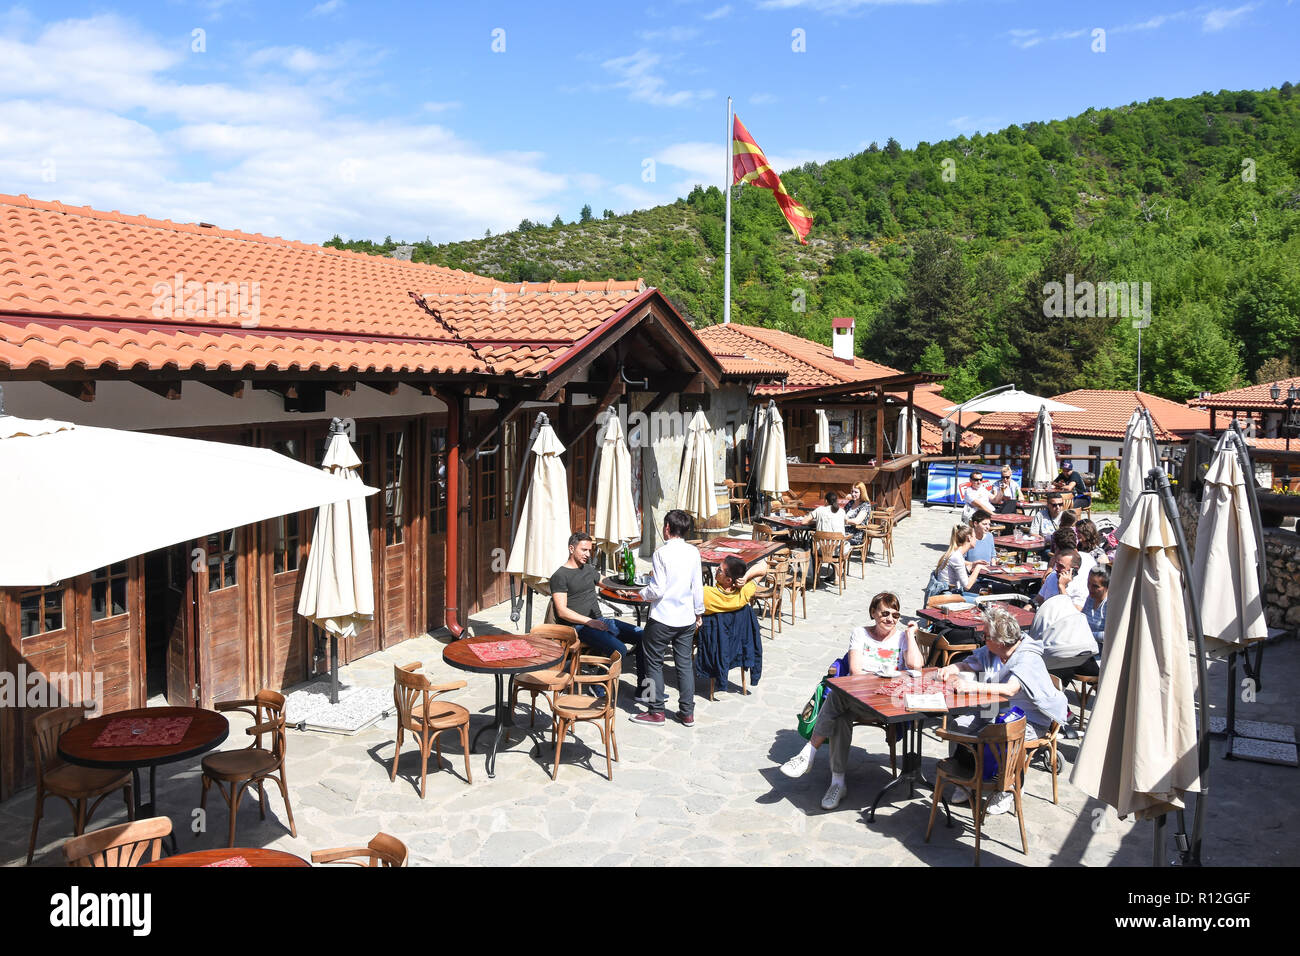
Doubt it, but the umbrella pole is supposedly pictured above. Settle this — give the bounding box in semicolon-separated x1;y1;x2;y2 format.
1151;467;1210;867
508;413;547;625
330;634;340;705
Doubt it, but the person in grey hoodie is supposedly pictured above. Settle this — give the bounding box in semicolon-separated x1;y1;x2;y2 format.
936;604;1069;814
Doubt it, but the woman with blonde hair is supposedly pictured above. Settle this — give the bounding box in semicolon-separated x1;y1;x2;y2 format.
844;481;872;546
936;523;987;601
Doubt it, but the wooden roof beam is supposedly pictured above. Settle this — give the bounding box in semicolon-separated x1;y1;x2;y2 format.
47;380;95;402
136;380;182;401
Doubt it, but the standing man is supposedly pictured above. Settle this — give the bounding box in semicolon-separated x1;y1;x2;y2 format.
633;509;704;727
550;532;644;682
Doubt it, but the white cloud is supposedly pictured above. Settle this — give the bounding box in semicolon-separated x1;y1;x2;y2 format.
422;100;461;113
309;0;345;15
702;5;733;19
1202;3;1257;30
0;13;585;242
601;49;714;107
637;26;701;42
750;92;777;105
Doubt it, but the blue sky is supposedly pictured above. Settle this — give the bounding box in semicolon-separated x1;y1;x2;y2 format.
1;0;1296;244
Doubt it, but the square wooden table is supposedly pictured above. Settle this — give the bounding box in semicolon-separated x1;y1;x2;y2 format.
917;601;1036;638
696;537;786;569
993;534;1046;558
826;670;1002;822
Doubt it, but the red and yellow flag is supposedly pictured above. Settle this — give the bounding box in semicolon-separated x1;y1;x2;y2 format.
732;115;813;244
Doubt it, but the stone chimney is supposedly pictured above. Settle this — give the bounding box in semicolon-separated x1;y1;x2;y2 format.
390;245;414;261
832;317;855;363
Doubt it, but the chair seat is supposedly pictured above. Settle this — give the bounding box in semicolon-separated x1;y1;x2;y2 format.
404;700;470;731
515;669;572;693
552;694;610;718
935;756;978;788
202;748;281;780
44;764;132;797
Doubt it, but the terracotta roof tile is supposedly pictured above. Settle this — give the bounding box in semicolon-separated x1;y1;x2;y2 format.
695;323;899;391
1191;377;1300;411
975;390;1210;442
0;194;654;380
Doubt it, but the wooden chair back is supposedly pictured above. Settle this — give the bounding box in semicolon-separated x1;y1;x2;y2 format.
569;652;622;714
978;716;1027;793
63;816;172;867
244;690;288;763
926;593;966;609
912;628;940;665
32;706;87;778
529;624;582;676
312;832;409;867
754;523;776;542
812;530;846;561
394;663;469;731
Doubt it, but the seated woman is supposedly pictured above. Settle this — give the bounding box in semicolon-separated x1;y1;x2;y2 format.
936;605;1070;814
1074;518;1107;568
779;592;924;810
1082;567;1108;648
702;556;768;614
843;481;872;547
935;523;987;602
800;489;847;534
991;465;1024;515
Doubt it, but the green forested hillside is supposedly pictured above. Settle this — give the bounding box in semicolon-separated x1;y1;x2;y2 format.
328;84;1300;402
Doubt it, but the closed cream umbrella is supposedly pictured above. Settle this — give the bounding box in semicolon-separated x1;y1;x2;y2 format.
1027;406;1056;488
592;414;639;560
676;408;718;522
298;420;376;704
506;417;570;594
814;409;831;454
1120;408;1158;526
754;402;789;498
1071;490;1202;822
1191;431;1266;651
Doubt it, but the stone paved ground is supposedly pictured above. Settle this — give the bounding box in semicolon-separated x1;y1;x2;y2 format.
5;504;1298;867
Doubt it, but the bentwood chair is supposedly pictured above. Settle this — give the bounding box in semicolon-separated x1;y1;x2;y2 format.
549;652;622;781
199;690;298;845
753;556;789;640
311;832;409;867
754;522;788;545
1072;673;1098;730
724;479;751;527
863;509;895;566
28;706;134;864
390;664;473;797
783;549;810;624
811;531;850;595
509;624;581;726
62;816;171;868
926;716;1030;865
1023;677;1065;805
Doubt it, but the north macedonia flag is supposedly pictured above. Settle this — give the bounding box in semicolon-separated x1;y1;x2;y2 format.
732;115;814;244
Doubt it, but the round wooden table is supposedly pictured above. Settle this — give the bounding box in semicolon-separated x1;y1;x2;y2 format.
58;706;230;825
442;634;565;778
144;847;309;868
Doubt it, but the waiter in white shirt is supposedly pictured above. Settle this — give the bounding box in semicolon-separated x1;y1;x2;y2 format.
632;509;705;728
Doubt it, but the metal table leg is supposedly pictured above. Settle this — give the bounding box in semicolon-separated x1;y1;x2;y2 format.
867;719;930;822
472;674;523;778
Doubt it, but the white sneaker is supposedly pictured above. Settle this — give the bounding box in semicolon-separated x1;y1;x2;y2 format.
820;781;847;811
986;790;1014;815
948;786;969;805
780;751;813;778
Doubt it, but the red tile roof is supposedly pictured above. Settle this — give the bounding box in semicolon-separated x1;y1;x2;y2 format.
1190;377;1300;411
975;389;1210;442
695;323;899;392
0;194;676;381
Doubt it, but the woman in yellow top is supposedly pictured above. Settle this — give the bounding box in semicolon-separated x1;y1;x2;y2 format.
702;556;769;614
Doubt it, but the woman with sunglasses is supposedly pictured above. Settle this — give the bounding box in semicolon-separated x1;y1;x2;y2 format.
779;592;923;810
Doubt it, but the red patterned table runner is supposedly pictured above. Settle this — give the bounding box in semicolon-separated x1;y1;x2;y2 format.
877;675;949;697
468;639;537;663
92;716;194;748
204;855;251;867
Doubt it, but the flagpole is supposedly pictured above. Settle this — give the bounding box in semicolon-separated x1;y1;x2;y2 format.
724;95;732;325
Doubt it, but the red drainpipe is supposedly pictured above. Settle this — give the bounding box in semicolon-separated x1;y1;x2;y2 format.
436;388;464;638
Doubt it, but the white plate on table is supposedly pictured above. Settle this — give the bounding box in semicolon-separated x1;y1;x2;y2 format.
942;602;975;612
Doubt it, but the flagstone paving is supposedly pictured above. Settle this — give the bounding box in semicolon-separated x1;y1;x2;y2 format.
5;504;1298;867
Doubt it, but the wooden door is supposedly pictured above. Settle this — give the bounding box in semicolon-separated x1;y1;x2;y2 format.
262;431;313;690
378;422;410;647
195;528;249;709
426;422;450;631
468;414;512;612
568;426;594;537
163;544;195;706
82;559;141;714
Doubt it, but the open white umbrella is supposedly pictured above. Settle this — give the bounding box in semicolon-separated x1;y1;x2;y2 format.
298;422;375;703
0;414;376;587
754;403;789;496
506;420;570;594
943;388;1083;416
592;414;639;559
676;408;718;521
814;409;831;454
1190;432;1267;650
1071;491;1202;820
1120;409;1158;526
1027;406;1057;488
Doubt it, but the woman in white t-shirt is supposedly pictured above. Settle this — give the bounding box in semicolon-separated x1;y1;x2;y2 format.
779;592;925;810
801;490;847;534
